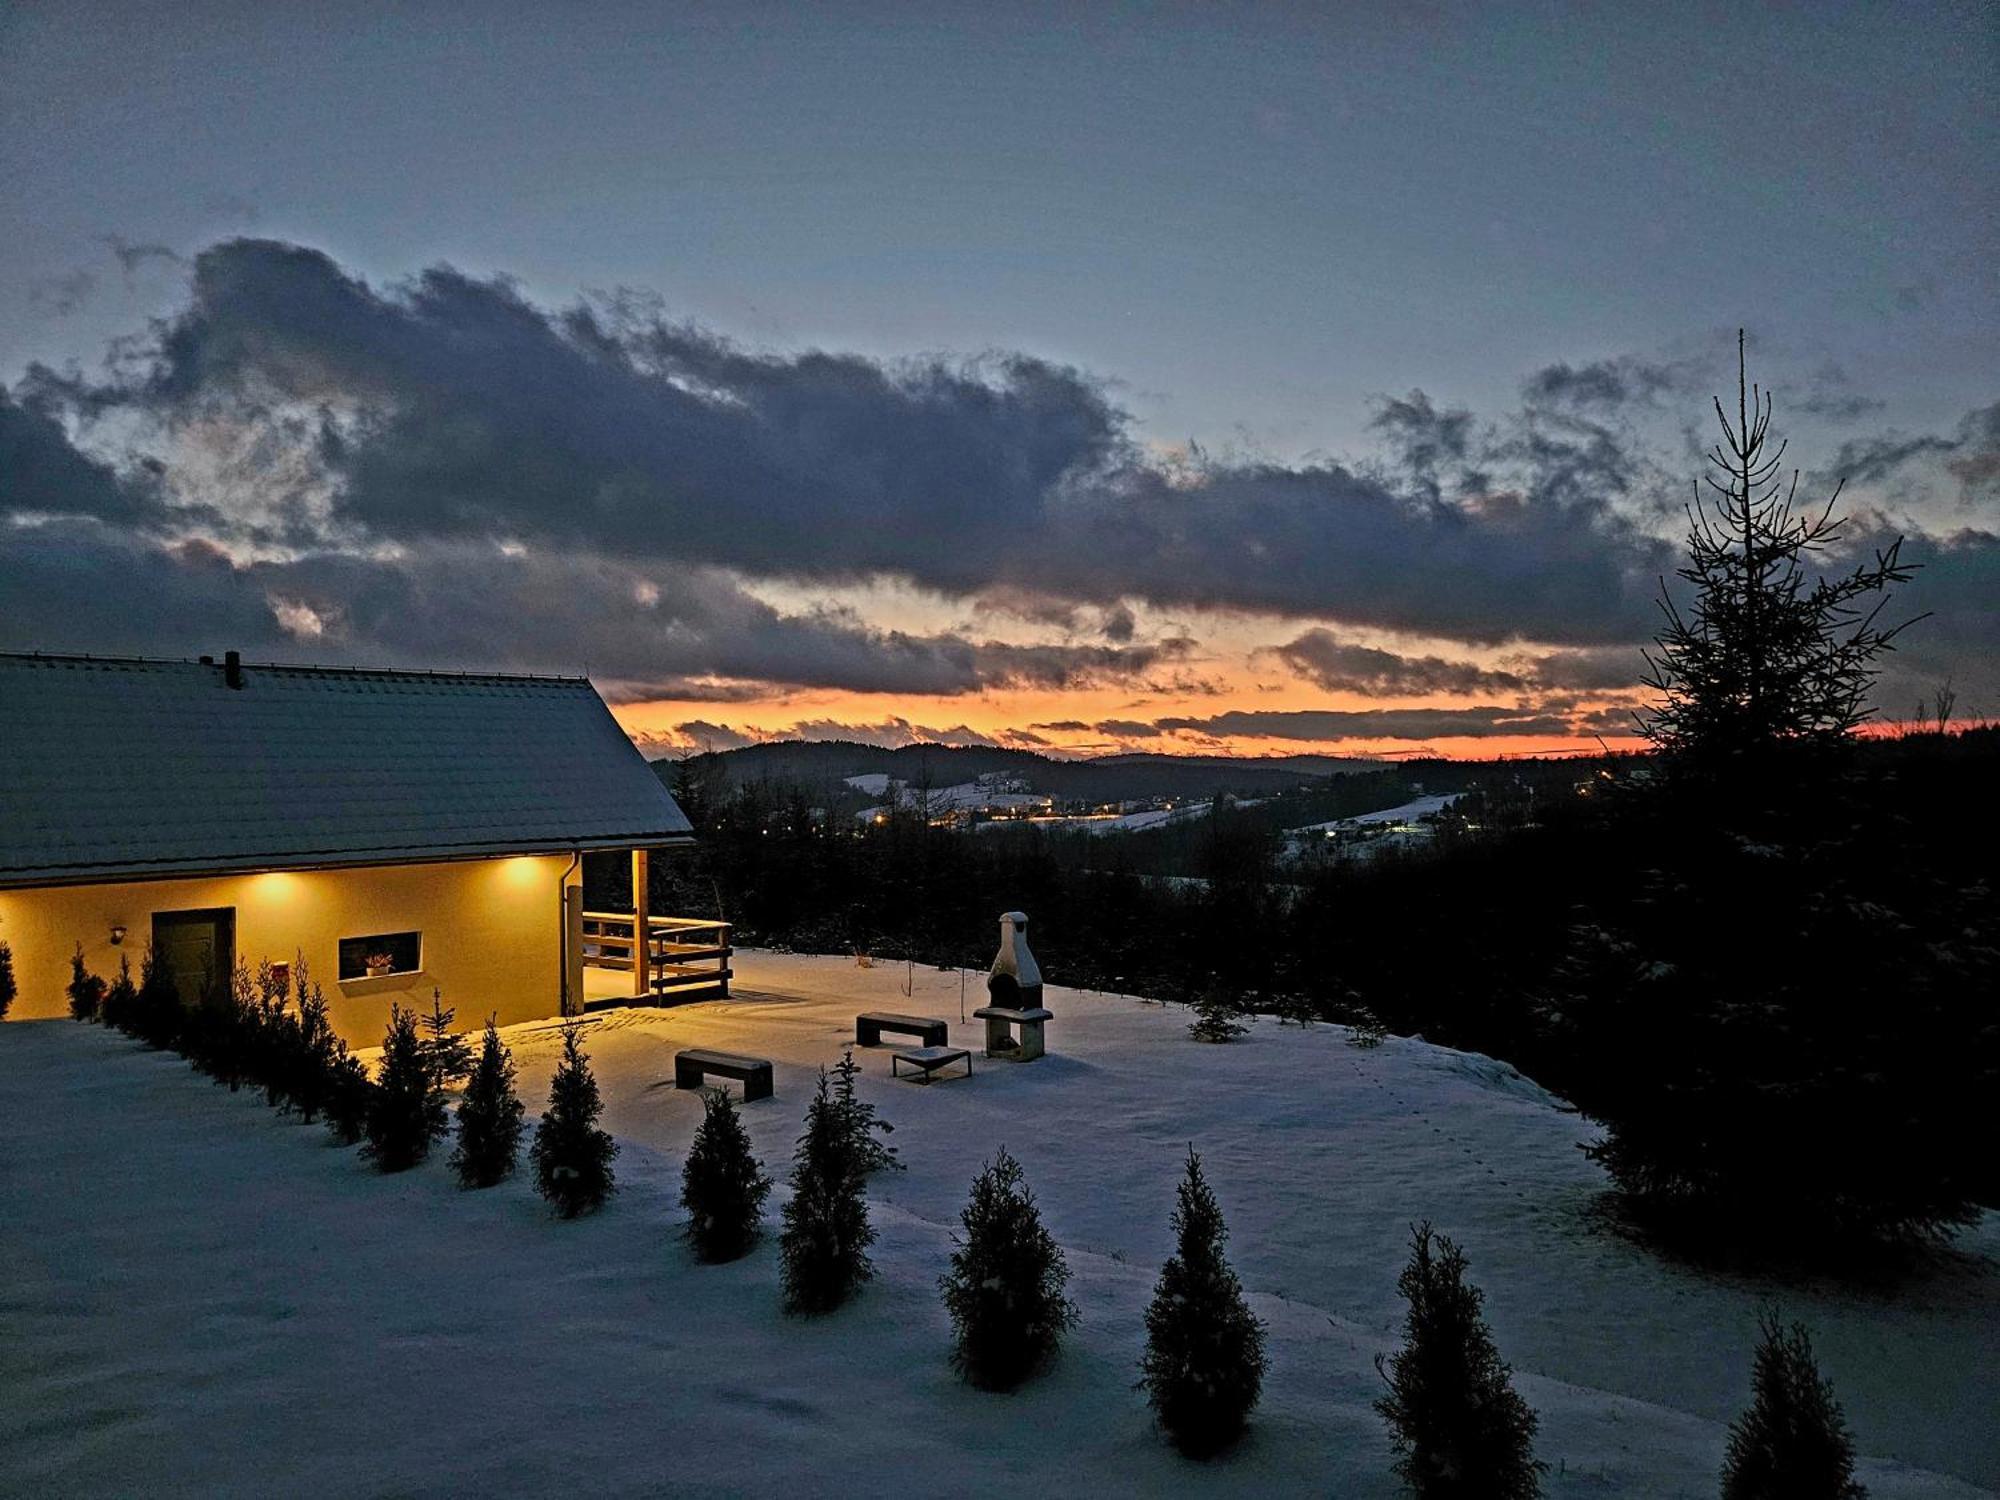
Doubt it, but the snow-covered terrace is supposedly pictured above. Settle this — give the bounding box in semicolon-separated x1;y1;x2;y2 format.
3;951;1994;1497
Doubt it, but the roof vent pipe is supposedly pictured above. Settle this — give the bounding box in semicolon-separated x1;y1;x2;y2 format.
224;650;243;689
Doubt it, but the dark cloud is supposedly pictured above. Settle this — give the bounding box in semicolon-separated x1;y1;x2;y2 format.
1791;361;1885;424
1274;630;1529;696
1521;355;1703;410
1831;430;1958;486
40;238;1671;646
1154;706;1584;741
1369;390;1473;494
1092;718;1166;738
1824;401;2000;502
782;717;1004;749
30;270;97;317
0;519;1181;700
1028;720;1092;732
667;720;759;752
6;238;1993;711
103;236;185;275
0;391;173;529
1846;524;2000;717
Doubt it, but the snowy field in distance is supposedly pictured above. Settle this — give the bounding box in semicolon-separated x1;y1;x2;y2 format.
1286;792;1464;837
3;951;1994;1498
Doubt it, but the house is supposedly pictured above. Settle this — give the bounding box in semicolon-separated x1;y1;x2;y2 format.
0;651;719;1046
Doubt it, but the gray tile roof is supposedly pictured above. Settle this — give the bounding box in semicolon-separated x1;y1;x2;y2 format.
0;653;692;887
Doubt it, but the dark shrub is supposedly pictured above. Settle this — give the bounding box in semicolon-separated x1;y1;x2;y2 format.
531;1023;617;1216
67;945;106;1022
451;1019;526;1189
1142;1148;1266;1454
681;1086;772;1261
940;1147;1076;1389
1376;1223;1542;1499
1722;1314;1867;1500
779;1070;873;1313
365;1004;449;1172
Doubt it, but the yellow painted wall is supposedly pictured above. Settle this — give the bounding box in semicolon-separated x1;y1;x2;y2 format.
0;855;582;1047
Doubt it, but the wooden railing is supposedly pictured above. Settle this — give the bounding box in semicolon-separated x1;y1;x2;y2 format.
581;912;733;999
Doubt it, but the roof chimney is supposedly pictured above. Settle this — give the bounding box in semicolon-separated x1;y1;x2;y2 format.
224;650;243;689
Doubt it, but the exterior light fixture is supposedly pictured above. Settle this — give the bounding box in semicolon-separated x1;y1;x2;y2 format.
109;923;127;946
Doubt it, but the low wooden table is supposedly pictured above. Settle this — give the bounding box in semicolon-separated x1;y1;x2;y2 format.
890;1045;972;1084
973;1005;1053;1062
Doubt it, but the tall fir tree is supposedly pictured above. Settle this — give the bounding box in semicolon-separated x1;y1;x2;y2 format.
451;1019;526;1188
681;1086;773;1262
1141;1148;1268;1455
67;945;106;1022
1642;330;1915;778
1721;1315;1867;1500
779;1070;875;1314
0;936;16;1019
831;1046;899;1174
364;1004;449;1172
531;1023;618;1216
1376;1222;1543;1500
418;989;476;1090
940;1147;1077;1390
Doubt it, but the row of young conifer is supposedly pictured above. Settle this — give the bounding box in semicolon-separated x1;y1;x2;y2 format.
60;944;616;1210
56;948;1870;1491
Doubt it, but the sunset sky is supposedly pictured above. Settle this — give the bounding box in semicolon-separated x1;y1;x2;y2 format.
3;3;1993;758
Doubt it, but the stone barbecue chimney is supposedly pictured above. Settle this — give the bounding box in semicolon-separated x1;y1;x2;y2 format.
986;910;1043;1010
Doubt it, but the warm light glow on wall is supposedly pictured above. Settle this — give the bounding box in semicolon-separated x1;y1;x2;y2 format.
494;856;546;888
248;871;305;902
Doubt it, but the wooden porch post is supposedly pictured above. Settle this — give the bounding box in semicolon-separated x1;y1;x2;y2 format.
631;847;651;997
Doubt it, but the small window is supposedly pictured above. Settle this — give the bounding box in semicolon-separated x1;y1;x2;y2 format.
338;931;422;982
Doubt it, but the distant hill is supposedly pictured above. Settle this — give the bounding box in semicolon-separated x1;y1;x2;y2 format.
651;739;1382;804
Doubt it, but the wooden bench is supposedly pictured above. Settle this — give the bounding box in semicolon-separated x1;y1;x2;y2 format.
674;1048;774;1102
890;1045;972;1084
973;1006;1054;1062
855;1012;949;1048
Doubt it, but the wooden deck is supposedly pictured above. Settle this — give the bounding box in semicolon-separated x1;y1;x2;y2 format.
581;911;732;1003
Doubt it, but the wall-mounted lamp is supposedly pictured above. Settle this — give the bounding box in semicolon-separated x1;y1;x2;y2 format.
109;923;127;946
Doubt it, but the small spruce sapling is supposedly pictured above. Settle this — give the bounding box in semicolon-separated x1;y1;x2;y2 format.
365;1003;449;1172
940;1147;1077;1389
132;941;181;1049
681;1086;773;1262
831;1046;900;1174
1346;1006;1388;1049
288;968;342;1122
1721;1314;1867;1500
1141;1148;1268;1455
322;1048;376;1147
100;955;136;1031
0;937;16;1019
531;1023;618;1216
779;1070;875;1313
451;1019;526;1188
1188;981;1247;1043
1376;1222;1543;1500
1272;991;1319;1027
67;945;107;1022
419;988;476;1090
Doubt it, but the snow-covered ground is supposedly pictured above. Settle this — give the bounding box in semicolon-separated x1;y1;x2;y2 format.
3;952;1994;1498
